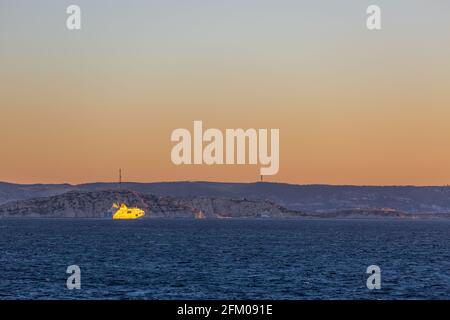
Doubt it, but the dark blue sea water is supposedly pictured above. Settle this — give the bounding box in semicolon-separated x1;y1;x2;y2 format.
0;219;449;300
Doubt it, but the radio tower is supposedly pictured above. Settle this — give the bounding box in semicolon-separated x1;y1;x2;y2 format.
119;168;122;189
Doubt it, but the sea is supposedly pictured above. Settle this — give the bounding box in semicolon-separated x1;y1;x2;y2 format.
0;218;449;300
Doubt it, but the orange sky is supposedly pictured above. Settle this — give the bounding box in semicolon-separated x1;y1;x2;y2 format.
1;1;450;185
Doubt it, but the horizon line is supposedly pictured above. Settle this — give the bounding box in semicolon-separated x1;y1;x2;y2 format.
1;180;450;188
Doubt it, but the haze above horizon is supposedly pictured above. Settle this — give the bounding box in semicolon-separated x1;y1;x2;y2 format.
1;1;450;185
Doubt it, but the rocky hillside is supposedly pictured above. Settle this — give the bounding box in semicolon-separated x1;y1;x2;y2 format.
1;189;449;219
3;181;450;214
0;190;303;219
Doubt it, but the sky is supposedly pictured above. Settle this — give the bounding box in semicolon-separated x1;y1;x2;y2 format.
1;0;450;185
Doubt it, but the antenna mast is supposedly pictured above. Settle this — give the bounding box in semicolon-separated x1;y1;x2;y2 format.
119;168;122;189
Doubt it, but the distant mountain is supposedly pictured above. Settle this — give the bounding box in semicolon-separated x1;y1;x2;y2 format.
2;181;450;214
0;189;301;219
1;189;449;219
0;182;73;205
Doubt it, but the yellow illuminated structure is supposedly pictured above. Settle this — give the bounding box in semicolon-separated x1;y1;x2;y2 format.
112;203;145;219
